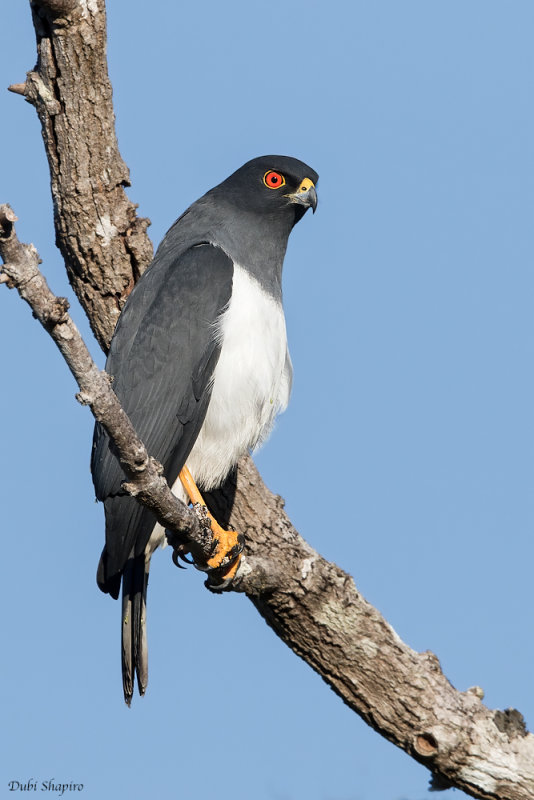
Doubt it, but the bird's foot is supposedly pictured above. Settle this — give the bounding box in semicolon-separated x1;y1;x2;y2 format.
192;504;244;588
207;522;244;575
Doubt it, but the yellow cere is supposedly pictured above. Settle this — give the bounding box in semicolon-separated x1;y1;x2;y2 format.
297;177;315;193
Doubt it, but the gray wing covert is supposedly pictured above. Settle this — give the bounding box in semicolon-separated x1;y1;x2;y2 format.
91;243;233;595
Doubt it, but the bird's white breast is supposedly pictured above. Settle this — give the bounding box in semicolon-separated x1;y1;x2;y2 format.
183;264;292;491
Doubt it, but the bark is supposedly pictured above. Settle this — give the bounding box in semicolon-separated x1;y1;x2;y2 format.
2;2;533;798
23;0;153;353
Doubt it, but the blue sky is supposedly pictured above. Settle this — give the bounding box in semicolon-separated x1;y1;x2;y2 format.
1;2;533;799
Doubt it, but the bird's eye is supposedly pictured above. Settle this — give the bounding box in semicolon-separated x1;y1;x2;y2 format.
263;170;286;189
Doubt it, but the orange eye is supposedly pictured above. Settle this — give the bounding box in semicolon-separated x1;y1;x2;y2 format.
263;170;286;189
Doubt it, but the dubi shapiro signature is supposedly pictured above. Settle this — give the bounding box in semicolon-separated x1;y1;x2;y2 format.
7;780;84;796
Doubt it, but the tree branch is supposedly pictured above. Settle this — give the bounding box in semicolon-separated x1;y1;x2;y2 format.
3;2;533;798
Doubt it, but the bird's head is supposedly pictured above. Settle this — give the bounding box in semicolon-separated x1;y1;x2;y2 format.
213;155;318;225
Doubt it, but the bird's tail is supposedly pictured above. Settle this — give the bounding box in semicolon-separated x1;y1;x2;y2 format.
121;553;151;705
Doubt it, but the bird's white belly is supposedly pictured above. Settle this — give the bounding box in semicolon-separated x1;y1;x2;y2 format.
173;264;292;497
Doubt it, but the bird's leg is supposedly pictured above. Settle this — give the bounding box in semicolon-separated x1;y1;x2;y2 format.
178;465;243;581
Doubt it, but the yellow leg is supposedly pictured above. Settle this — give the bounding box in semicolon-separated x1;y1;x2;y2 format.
179;465;242;580
179;464;205;506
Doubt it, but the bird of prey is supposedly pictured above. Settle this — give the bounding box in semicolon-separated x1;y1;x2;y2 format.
91;155;318;704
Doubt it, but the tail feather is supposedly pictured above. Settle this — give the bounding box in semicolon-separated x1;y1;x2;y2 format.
121;554;150;705
134;557;150;697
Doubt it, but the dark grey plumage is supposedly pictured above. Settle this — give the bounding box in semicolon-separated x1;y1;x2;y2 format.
92;245;233;595
91;155;318;703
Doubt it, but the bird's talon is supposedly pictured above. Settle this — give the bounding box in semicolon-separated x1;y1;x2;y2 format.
205;571;237;592
169;537;194;569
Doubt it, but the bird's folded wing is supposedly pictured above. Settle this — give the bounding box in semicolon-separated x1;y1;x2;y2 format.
91;243;233;578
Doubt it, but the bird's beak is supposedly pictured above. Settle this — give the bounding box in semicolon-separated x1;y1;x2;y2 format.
287;178;318;213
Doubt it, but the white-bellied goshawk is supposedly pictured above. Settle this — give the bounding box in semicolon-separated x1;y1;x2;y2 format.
91;155;318;704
